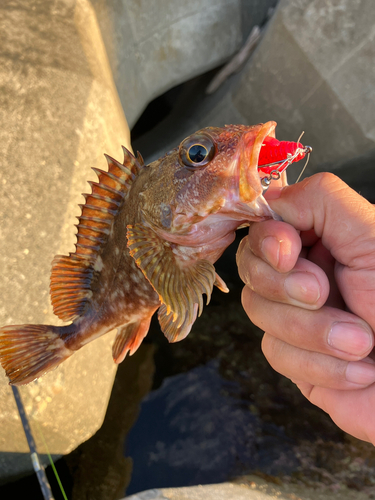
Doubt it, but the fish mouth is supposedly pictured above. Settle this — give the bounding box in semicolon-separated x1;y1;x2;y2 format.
216;121;281;222
238;121;277;205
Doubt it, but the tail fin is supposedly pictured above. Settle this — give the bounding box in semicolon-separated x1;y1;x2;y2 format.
0;324;73;385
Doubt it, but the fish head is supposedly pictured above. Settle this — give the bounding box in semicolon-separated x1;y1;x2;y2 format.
128;122;286;341
138;121;282;242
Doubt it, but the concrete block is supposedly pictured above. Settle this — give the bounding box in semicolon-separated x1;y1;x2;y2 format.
231;0;375;174
125;483;274;500
134;0;375;186
91;0;243;126
123;476;373;500
0;0;130;481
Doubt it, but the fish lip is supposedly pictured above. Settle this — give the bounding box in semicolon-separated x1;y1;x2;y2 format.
238;121;277;204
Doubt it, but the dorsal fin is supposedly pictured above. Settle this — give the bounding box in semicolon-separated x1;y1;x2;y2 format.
50;147;142;322
136;150;145;167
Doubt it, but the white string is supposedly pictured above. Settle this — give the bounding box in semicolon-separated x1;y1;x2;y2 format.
295;153;310;183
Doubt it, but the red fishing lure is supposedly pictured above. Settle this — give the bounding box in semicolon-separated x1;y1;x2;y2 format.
258;136;311;175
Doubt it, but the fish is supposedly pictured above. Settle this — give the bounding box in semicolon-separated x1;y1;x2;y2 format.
0;121;309;385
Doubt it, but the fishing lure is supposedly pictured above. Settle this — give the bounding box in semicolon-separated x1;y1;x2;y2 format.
258;135;312;189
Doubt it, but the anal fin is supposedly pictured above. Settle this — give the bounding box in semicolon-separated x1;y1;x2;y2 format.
112;317;152;364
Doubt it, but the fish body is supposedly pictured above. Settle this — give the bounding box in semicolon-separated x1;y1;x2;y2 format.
0;121;307;385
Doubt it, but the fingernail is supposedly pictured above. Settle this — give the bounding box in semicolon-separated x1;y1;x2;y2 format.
346;361;375;385
328;322;373;356
261;236;280;268
284;272;320;305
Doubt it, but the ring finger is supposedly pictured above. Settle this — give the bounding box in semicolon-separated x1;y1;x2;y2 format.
242;286;374;361
262;333;375;391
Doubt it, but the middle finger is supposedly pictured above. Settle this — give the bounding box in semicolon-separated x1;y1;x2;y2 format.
238;237;329;310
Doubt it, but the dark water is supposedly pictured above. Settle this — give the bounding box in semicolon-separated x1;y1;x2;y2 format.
125;361;299;495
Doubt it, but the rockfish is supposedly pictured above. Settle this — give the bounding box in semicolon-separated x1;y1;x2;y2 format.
0;121;309;385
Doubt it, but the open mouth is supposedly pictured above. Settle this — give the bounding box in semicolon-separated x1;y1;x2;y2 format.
239;121;312;201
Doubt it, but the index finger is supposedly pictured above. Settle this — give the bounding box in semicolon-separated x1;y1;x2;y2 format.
268;173;375;269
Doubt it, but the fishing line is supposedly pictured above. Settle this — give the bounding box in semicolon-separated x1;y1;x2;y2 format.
295;130;311;183
35;420;69;500
295;152;311;183
296;130;305;144
11;386;55;500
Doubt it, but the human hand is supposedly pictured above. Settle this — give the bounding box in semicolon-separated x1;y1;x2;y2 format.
236;172;375;443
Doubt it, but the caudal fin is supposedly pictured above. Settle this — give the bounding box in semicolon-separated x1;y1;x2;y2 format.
0;324;73;385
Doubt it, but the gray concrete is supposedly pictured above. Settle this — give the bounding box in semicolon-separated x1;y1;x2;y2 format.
232;0;375;175
134;0;375;186
92;0;243;127
125;483;274;500
0;0;129;481
123;478;371;500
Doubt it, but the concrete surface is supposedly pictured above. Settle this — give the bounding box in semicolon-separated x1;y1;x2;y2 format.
0;0;129;481
125;483;274;500
91;0;243;126
232;0;375;174
124;477;373;500
133;0;375;186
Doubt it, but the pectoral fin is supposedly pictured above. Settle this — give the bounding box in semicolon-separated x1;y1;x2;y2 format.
214;272;229;293
158;303;198;343
127;224;216;333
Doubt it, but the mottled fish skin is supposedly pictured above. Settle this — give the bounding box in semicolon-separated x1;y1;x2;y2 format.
0;121;281;385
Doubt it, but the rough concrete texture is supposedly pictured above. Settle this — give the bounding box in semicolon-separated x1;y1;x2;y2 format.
134;0;375;184
124;477;372;500
91;0;243;127
0;0;130;480
125;483;274;500
232;0;375;174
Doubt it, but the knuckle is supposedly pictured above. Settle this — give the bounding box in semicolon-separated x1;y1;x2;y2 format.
241;286;255;316
261;334;283;371
332;359;348;382
311;172;343;192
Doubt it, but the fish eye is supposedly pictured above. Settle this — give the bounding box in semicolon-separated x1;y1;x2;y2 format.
188;144;208;163
179;133;216;169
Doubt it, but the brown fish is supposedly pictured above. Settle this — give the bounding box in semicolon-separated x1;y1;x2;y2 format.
0;121;291;385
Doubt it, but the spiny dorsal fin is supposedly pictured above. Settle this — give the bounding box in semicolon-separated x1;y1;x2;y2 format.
136;151;145;167
50;147;142;322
